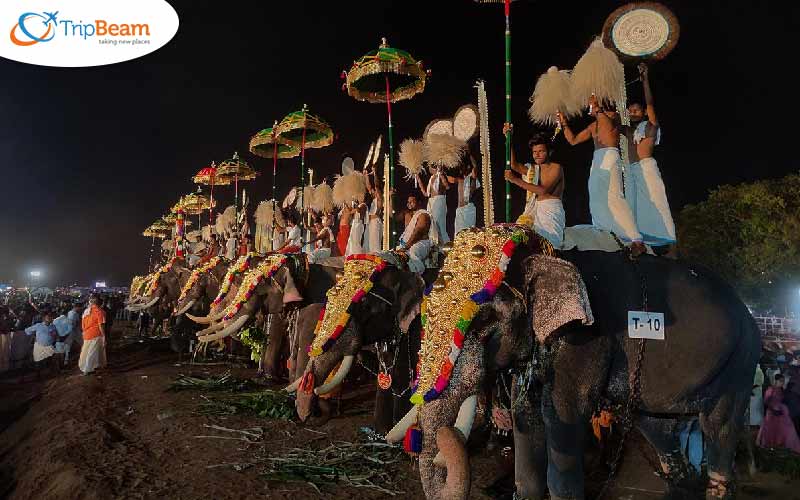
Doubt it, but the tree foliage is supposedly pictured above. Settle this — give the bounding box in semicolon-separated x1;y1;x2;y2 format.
678;173;800;311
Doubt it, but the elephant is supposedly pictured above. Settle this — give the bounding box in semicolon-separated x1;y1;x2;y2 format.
127;258;193;323
173;257;230;318
287;261;436;433
191;254;340;379
389;241;760;500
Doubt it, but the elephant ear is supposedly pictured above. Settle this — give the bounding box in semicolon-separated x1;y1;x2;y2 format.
281;266;303;304
524;254;594;343
394;271;425;334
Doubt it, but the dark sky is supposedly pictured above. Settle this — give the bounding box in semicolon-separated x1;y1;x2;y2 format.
1;0;796;287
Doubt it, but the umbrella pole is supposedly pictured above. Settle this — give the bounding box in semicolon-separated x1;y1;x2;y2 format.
272;136;278;250
385;75;396;247
209;177;215;227
234;173;239;230
300;124;307;226
503;0;512;223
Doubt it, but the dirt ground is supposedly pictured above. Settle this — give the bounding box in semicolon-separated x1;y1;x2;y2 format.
1;322;799;500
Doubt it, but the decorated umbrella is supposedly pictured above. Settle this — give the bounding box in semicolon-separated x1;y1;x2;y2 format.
192;162;229;226
143;221;171;271
473;0;518;222
343;38;428;246
275;105;334;219
249;122;302;240
175;189;216;231
216;152;258;227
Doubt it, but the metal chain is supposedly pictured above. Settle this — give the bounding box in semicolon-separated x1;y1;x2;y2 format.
595;242;649;500
355;319;413;399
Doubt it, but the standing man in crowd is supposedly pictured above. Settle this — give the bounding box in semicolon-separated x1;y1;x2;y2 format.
24;311;57;370
79;295;107;376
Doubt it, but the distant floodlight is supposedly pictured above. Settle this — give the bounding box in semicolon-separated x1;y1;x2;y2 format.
30;270;42;278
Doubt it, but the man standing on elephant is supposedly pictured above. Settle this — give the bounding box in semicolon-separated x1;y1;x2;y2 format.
451;154;480;235
558;96;645;255
623;62;676;249
503;126;566;248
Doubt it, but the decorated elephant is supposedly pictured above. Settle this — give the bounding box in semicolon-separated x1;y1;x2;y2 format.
127;257;193;323
190;253;339;379
173;256;230;318
286;253;436;433
388;225;760;500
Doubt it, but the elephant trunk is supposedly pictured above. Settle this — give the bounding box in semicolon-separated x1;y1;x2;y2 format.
436;426;470;500
195;320;225;337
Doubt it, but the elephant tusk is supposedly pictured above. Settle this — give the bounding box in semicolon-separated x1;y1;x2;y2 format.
195;321;225;337
186;308;226;324
285;360;312;393
285;376;303;393
386;406;420;443
314;355;355;395
197;316;249;343
174;299;195;316
433;395;477;468
127;295;160;312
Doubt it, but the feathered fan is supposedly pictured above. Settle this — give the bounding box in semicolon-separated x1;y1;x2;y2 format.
399;138;425;179
528;66;582;126
571;38;625;108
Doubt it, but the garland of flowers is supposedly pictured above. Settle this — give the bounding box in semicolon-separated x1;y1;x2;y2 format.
147;257;177;296
222;255;289;321
410;226;529;406
308;254;387;357
211;253;258;307
178;256;222;302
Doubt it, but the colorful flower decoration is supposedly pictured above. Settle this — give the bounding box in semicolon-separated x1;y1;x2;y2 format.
410;225;529;406
147;257;177;297
178;257;222;303
211;253;258;308
309;254;387;357
221;255;289;321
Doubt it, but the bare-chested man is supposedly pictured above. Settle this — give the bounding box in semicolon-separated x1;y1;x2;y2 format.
558;95;644;253
308;214;335;262
503;127;566;248
622;63;676;248
396;193;436;274
450;155;480;235
415;166;450;244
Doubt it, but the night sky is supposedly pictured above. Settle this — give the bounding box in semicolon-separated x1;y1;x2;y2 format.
1;0;796;287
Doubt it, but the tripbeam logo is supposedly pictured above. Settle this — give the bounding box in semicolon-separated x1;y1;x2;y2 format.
10;12;58;46
0;1;178;67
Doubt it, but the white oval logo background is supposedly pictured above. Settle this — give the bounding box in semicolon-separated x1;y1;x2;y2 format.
0;0;179;67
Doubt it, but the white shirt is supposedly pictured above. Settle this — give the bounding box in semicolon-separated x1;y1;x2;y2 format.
225;237;237;260
286;225;302;247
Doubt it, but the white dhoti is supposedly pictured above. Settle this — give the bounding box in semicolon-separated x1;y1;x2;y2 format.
427;194;449;244
33;342;55;362
367;217;382;253
625;157;676;246
78;336;107;374
346;219;365;256
272;232;285;252
407;239;433;274
454;203;476;235
518;197;565;249
589;148;642;242
54;333;75;362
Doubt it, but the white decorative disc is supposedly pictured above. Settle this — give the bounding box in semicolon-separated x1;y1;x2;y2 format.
453;105;479;142
424;119;454;141
611;8;671;57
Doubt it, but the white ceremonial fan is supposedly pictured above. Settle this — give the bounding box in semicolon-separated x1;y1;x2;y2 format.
372;135;383;166
424;118;454;141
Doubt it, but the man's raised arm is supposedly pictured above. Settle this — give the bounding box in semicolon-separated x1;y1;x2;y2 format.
558;111;592;146
640;63;658;126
